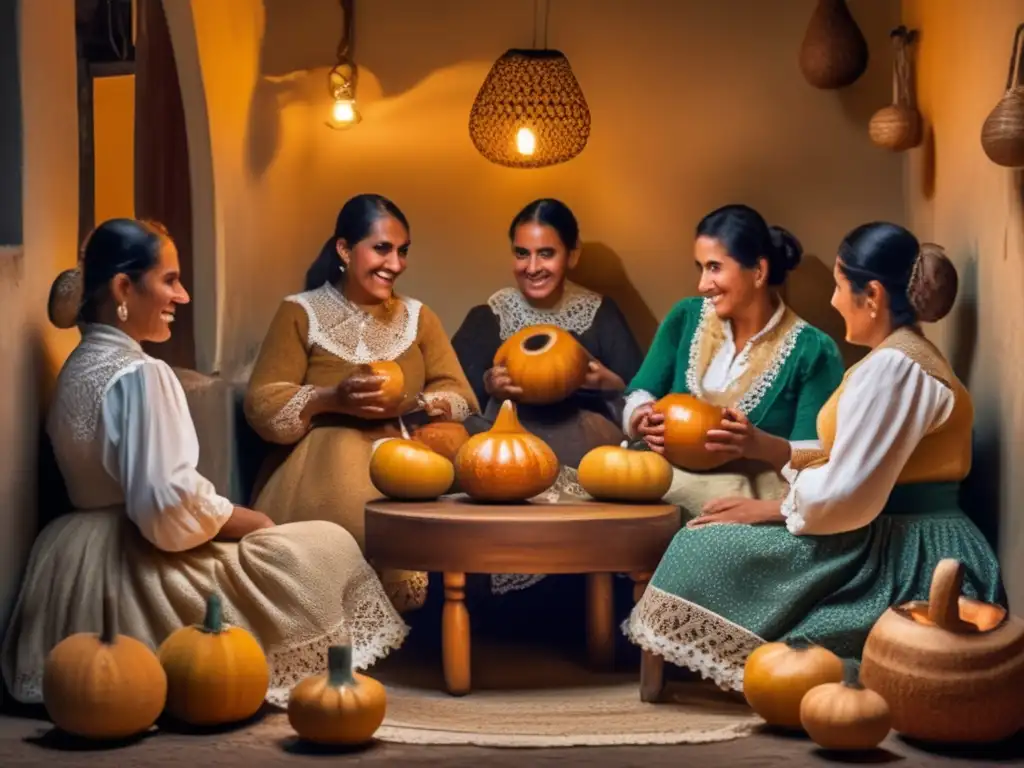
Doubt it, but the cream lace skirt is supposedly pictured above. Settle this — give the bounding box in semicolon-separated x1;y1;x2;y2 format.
1;510;408;707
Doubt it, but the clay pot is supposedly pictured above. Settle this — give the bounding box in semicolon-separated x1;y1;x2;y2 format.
799;0;869;90
493;324;590;405
653;393;729;472
860;559;1024;744
982;23;1024;167
868;27;923;152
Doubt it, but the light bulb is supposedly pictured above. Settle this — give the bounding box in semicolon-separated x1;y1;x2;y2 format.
515;126;536;156
328;98;361;129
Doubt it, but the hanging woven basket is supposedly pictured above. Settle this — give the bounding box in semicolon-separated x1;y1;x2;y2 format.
468;48;591;169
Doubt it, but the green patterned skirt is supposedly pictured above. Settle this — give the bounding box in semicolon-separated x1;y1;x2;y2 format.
623;482;1005;691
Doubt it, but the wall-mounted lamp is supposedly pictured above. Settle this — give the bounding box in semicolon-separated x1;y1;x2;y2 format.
327;0;360;130
469;1;590;168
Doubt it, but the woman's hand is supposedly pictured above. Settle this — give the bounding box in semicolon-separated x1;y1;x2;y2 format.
686;498;784;528
630;403;665;454
421;395;453;421
483;365;523;401
333;372;390;417
583;359;625;392
705;408;792;470
216;506;276;541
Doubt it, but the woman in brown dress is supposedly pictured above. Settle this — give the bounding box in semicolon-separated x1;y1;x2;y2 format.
244;195;479;612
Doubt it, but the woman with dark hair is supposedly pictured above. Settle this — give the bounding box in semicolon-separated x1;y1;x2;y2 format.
451;198;644;595
625;221;1004;695
625;203;844;515
3;218;408;707
244;194;478;612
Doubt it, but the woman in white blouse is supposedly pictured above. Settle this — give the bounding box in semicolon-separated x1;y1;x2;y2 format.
2;218;408;707
624;221;1005;694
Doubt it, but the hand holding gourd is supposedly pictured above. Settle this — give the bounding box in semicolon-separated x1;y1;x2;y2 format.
631;403;666;453
483;364;524;400
334;373;390;415
582;359;625;391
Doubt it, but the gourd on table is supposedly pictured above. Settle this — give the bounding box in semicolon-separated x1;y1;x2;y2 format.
653;393;729;472
288;645;387;745
157;593;269;726
454;399;559;502
411;420;470;461
493;323;590;405
42;593;167;740
799;661;891;751
742;637;844;729
860;558;1024;744
577;441;673;502
369;437;455;500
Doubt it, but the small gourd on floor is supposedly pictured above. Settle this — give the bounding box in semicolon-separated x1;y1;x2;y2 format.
288;645;387;745
799;661;891;751
370;437;455;500
42;593;167;740
742;637;844;729
454;399;560;502
860;558;1024;744
577;441;673;502
653;393;730;472
493;323;590;405
157;593;269;726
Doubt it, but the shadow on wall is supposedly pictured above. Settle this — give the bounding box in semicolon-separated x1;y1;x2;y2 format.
570;241;659;351
785;254;864;368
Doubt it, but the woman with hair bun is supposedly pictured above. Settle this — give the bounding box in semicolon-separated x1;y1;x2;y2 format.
625;221;1005;695
3;218;409;708
624;204;845;515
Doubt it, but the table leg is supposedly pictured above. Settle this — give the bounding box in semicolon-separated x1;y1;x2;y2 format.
586;573;615;670
442;572;470;696
631;571;665;703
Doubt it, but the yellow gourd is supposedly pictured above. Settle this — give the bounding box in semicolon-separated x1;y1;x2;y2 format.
42;594;167;740
158;593;269;726
370;437;455;500
577;441;673;502
288;645;387;745
799;661;891;750
743;638;844;729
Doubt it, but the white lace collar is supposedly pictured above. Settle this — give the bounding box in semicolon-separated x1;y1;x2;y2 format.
286;282;423;364
486;281;603;340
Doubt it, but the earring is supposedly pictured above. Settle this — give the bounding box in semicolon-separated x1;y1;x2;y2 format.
117;302;129;323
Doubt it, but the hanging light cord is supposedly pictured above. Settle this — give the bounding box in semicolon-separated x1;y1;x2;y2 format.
531;0;551;49
336;0;355;65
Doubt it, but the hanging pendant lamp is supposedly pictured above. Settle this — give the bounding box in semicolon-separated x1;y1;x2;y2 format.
469;3;590;170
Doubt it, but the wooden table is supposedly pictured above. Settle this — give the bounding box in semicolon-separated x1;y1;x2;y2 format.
365;497;679;700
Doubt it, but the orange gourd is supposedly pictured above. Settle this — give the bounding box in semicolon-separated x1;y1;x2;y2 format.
654;393;729;472
742;638;845;729
42;594;167;740
494;324;590;405
799;661;891;750
411;421;470;461
370;437;455;500
354;361;406;417
454;400;560;502
157;593;269;726
860;559;1024;744
577;441;673;502
288;645;387;745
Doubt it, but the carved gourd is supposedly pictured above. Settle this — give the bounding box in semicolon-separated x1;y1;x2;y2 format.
453;400;560;502
653;393;729;472
799;0;869;89
493;324;590;405
860;559;1024;743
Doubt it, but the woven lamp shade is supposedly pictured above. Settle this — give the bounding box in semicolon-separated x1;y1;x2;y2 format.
469;48;591;169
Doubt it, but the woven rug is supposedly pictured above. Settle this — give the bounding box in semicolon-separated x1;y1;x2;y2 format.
245;641;759;748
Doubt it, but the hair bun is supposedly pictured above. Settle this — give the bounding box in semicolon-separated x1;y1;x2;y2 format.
769;225;803;273
48;269;84;330
908;243;958;323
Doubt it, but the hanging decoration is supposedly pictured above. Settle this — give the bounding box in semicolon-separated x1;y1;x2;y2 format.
981;23;1024;167
868;27;923;152
326;0;361;130
468;0;590;168
798;0;869;90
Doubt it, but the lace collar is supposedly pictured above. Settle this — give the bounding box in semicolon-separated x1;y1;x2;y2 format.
486;281;603;340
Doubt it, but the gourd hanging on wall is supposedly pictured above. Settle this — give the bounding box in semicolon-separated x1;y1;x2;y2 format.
982;23;1024;167
799;0;869;89
869;27;923;152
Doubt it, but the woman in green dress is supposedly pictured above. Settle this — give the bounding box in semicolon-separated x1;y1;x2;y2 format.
624;204;845;515
624;222;1005;692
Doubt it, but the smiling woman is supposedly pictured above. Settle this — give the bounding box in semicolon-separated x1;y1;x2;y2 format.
243;194;480;614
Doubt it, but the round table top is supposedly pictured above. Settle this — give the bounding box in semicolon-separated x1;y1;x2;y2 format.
364;495;680;575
